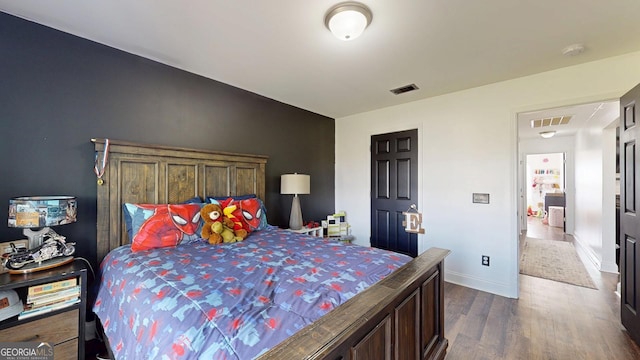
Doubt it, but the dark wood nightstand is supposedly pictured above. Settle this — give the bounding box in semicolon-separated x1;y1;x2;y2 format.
0;260;87;360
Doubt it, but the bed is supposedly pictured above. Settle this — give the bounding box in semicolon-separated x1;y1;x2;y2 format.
92;138;450;360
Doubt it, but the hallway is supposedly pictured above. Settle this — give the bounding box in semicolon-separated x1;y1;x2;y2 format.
444;217;640;359
524;215;570;242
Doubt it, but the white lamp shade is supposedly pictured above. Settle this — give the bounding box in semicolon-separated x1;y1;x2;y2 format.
281;174;310;195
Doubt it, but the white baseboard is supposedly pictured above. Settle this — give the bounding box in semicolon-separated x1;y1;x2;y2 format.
600;260;619;274
445;271;517;299
572;235;601;270
572;234;619;273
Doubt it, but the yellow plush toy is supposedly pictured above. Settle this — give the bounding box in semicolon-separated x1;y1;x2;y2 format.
221;202;248;240
212;221;243;243
200;203;245;244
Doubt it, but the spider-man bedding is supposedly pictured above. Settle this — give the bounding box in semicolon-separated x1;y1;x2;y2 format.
93;227;411;359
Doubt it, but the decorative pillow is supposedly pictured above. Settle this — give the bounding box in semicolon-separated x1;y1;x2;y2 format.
206;194;268;230
123;203;202;252
182;196;203;204
206;194;258;202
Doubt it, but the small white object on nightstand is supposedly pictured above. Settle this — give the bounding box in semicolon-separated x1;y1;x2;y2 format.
287;226;323;237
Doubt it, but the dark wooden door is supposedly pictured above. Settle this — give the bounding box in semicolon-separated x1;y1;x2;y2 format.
371;129;418;257
620;83;640;345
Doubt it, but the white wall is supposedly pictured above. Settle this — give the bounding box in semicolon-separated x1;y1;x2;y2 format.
601;123;619;273
572;119;619;274
574;127;605;266
335;51;640;298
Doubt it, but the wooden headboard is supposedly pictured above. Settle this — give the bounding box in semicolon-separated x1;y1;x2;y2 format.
92;138;268;262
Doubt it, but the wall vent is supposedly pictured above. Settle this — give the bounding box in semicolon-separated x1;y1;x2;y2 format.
390;83;419;95
530;115;572;128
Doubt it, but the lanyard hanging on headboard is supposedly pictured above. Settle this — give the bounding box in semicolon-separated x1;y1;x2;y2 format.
94;138;110;185
402;204;425;234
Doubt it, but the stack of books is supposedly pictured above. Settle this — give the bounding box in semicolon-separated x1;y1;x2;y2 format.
18;278;80;320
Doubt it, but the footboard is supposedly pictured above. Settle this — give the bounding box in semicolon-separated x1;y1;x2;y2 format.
260;247;450;360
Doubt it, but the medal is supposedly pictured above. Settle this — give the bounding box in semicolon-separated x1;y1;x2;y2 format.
94;139;110;186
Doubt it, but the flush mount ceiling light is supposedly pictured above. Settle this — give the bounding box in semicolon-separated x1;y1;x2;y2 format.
539;131;556;139
325;2;372;41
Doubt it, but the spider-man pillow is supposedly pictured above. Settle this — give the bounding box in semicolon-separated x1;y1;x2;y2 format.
123;203;203;252
206;194;268;231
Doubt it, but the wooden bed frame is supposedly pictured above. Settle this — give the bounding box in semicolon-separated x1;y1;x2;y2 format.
93;138;449;360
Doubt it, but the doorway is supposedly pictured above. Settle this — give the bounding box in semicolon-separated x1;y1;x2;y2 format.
517;100;620;280
525;153;566;234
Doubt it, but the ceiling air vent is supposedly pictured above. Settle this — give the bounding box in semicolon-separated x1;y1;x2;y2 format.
390;83;419;95
530;115;572;128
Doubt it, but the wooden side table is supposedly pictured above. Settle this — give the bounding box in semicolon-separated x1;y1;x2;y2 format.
0;260;87;359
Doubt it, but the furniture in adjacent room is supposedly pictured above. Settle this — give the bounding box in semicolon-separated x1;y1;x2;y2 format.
0;260;87;360
92;138;449;360
544;192;565;213
545;192;566;230
548;206;565;228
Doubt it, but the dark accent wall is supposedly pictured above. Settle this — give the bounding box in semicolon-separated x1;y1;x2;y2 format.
0;12;335;267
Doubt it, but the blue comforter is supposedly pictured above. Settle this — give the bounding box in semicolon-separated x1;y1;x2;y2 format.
93;227;410;359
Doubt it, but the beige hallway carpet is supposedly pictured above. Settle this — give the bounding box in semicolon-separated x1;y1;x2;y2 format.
520;238;597;289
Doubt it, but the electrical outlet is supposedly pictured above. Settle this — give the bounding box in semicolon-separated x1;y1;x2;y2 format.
482;255;490;266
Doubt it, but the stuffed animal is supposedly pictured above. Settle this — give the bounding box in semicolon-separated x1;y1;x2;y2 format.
201;203;246;244
200;203;227;244
219;199;249;240
210;221;242;243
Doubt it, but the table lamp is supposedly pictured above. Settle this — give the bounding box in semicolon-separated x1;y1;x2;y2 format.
281;174;310;230
8;196;77;250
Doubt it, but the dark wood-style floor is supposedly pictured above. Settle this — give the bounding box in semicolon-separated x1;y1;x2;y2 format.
443;217;640;359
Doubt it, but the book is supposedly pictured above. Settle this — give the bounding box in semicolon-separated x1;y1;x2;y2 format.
27;285;80;304
18;298;80;320
25;295;79;310
27;278;77;297
27;287;80;308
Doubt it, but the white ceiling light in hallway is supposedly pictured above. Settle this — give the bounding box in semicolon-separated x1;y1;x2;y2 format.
539;131;557;139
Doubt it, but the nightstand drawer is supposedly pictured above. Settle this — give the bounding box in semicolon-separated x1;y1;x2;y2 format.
0;309;78;344
54;338;78;360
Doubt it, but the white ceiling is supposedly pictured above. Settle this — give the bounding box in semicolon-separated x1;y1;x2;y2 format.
1;0;640;119
517;101;619;140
